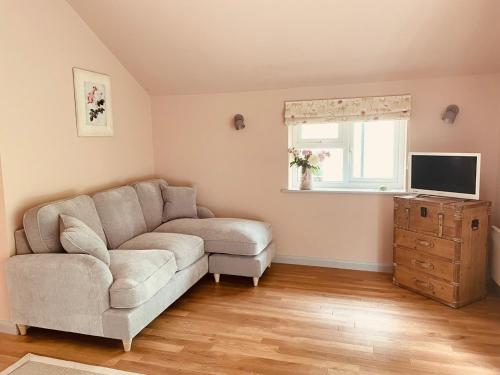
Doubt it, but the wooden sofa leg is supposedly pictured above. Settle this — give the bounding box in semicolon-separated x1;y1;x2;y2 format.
214;273;220;283
253;277;259;287
17;324;28;336
122;339;132;352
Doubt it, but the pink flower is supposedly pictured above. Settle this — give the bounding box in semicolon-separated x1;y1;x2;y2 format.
318;150;331;162
302;149;312;157
87;86;97;104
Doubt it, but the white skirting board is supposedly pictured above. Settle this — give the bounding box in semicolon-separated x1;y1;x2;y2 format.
0;320;18;335
273;255;393;273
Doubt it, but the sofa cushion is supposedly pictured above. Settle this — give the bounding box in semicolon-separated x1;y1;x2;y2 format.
119;232;204;271
109;249;176;309
155;218;272;256
59;214;110;265
23;195;106;254
93;186;147;249
160;185;198;222
131;179;167;232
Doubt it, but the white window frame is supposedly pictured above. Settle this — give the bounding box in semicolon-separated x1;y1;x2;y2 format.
288;120;407;191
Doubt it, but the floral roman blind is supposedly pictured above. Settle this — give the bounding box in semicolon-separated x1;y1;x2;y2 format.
284;94;411;126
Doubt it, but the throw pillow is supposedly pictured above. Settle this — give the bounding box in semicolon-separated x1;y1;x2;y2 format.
59;214;110;265
160;185;198;221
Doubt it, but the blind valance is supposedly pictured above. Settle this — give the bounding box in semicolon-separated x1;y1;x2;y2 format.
284;94;411;126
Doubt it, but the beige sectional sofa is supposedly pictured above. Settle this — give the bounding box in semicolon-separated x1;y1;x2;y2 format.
5;179;275;351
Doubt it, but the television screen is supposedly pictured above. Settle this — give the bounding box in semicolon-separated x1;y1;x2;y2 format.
410;153;479;199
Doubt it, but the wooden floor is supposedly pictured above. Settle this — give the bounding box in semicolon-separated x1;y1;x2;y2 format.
1;264;500;374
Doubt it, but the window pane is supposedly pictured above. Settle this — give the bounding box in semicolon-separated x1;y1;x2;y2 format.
301;123;339;139
314;148;343;182
352;121;396;179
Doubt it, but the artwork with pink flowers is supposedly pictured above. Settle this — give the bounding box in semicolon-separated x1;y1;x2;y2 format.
73;68;113;136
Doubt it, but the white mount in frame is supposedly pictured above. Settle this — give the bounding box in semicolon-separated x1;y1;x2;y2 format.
73;68;114;137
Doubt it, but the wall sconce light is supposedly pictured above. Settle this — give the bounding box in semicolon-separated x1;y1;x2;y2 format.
234;114;245;130
442;104;459;124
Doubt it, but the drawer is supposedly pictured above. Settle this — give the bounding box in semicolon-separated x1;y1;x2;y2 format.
394;199;460;239
394;247;458;282
411;203;461;238
394;266;457;303
394;228;459;260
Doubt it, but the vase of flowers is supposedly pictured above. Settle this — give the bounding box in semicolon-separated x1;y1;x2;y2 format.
288;148;330;190
300;165;312;190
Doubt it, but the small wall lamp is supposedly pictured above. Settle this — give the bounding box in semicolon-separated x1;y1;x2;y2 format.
234;114;245;130
442;104;459;124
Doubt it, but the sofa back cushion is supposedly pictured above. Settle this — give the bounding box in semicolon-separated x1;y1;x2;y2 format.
23;195;106;254
131;178;167;231
93;186;147;249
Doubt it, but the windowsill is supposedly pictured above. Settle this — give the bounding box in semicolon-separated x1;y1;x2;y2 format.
281;188;408;195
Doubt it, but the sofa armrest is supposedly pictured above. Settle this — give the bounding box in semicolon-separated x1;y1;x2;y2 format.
197;205;215;219
5;254;113;336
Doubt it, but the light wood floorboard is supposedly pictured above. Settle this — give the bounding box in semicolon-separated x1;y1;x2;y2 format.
0;264;499;374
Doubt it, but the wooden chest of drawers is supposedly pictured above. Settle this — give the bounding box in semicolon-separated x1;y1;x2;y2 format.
393;195;490;308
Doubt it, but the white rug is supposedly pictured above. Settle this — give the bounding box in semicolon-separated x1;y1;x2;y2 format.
0;354;142;375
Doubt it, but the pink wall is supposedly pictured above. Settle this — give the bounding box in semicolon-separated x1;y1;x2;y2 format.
152;74;500;268
0;0;155;320
0;160;9;319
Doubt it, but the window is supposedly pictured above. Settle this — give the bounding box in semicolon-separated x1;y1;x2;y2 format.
288;120;407;190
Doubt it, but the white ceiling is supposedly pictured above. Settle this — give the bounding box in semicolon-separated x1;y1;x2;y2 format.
67;0;500;95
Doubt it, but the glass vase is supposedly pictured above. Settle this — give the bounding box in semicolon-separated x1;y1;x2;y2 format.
300;166;312;190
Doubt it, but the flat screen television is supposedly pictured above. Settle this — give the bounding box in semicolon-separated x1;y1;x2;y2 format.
409;152;481;200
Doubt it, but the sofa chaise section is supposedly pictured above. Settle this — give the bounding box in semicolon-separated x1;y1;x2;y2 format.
133;178;275;286
156;217;274;286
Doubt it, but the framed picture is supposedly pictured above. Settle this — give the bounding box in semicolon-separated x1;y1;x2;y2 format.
72;68;113;136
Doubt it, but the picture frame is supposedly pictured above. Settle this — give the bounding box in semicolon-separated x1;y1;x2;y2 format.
72;68;113;137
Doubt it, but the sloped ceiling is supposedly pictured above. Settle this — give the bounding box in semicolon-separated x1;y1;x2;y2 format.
67;0;500;95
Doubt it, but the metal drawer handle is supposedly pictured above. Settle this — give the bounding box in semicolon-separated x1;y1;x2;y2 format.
416;239;434;248
438;213;444;237
413;278;434;291
412;259;435;270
